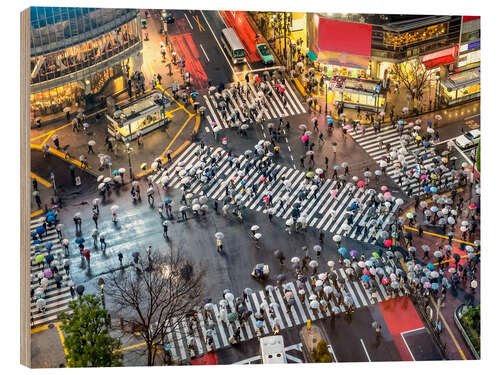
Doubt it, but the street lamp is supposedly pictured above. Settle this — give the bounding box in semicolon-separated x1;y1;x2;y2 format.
324;78;329;115
126;143;134;181
97;277;106;308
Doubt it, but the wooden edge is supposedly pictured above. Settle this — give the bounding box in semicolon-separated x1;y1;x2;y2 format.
20;7;31;368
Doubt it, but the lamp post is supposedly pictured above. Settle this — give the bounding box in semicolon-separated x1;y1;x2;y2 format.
324;79;329;115
98;277;106;308
126;143;134;181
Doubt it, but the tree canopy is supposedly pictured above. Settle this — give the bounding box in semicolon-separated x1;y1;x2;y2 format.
59;294;123;367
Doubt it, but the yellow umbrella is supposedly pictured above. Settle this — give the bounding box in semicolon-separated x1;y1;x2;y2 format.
416;136;422;140
140;163;147;170
442;157;448;163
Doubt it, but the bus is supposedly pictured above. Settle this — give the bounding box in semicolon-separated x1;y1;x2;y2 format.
220;28;246;64
259;335;286;364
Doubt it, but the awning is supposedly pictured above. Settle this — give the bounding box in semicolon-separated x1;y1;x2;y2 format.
422;46;457;70
442;67;480;91
307;50;318;61
423;55;456;70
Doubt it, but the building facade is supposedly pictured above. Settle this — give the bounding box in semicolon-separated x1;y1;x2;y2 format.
30;7;144;119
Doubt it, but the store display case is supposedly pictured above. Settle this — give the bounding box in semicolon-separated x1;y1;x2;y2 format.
330;76;385;111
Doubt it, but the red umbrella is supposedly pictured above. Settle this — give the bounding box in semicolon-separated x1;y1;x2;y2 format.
384;239;392;247
382;277;390;285
362;269;370;276
279;87;285;94
263;196;270;201
469;203;476;209
357;181;365;188
82;249;91;262
255;76;261;83
301;135;309;142
384;192;392;199
259;176;266;182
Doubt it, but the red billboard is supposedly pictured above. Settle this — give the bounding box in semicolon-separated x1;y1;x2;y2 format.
318;18;372;57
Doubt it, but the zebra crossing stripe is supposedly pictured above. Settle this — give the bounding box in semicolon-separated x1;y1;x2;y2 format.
273;288;293;328
211;305;230;346
304;281;323;319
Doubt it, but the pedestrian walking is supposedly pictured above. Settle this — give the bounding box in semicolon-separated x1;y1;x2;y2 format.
92;211;99;228
99;233;106;251
118;252;124;269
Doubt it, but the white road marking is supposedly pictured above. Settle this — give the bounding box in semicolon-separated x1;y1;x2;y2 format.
199;44;209;62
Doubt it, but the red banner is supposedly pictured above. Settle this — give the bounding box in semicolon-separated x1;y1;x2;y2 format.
318;18;372;57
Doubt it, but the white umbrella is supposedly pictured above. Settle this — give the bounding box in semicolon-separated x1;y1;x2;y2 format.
286;218;294;226
435;115;442;120
97;175;104;183
310;300;320;309
332;235;341;242
396;198;404;205
111;205;119;212
427;128;435;134
98;183;105;190
291;257;300;263
88;140;96;146
103;177;112;183
251;225;260;231
192;204;201;211
118;167;126;174
160;176;169;185
315;168;323;175
215;232;224;239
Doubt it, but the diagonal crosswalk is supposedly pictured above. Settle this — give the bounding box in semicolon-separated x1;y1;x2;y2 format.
347;125;458;196
29;216;74;327
202;79;306;133
160;257;406;363
150;144;404;244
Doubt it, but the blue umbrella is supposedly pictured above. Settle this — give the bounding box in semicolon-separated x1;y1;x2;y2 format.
431;282;439;290
113;170;119;175
75;237;85;244
36;226;46;235
426;120;432;126
33;239;41;245
256;320;264;328
423;141;430;147
338;247;348;257
430;186;438;193
334;165;340;170
47;216;55;223
398;120;404;125
164;198;172;204
423;186;430;193
46;211;55;217
45;241;53;251
31;232;37;239
328;118;333;125
427;263;434;270
241;180;246;185
361;275;370;282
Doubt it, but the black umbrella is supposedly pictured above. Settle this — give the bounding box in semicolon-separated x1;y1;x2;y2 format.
453;253;460;263
274;250;283;258
132;251;140;259
54;274;62;282
45;254;54;264
328;272;337;280
277;274;286;281
293;202;301;209
76;285;85;296
291;208;300;218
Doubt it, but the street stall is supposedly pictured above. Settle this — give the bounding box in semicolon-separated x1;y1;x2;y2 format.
106;89;169;142
330;76;385;112
440;67;480;106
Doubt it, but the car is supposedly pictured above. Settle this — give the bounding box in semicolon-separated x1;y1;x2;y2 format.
161;10;175;24
455;129;480;149
256;43;274;65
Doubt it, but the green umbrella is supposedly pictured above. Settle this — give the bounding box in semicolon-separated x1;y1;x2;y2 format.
228;312;238;323
406;212;414;219
306;171;315;178
372;252;380;259
35;254;44;263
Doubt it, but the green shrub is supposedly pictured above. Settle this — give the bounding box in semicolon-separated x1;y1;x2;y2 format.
461;305;480;356
311;339;332;363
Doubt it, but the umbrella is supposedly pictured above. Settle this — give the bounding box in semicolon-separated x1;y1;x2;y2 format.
291;257;300;264
309;260;319;268
75;237;85;244
430;271;440;279
382;277;390;285
332;235;341;242
215;232;224;239
228;312;238;323
372;252;380;259
35;254;44;263
338;247;348;257
350;250;358;257
361;275;370;282
310;300;320;309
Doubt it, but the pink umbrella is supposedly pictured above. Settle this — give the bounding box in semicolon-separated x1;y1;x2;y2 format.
408;122;414;126
424;282;432;288
357;181;365;188
384;239;392;247
255;75;261;83
259;176;266;182
384;192;392;199
231;176;237;181
469;203;476;209
301;135;309;142
379;111;386;117
362;269;370;276
279;87;285;94
381;186;388;192
330;189;338;197
343;124;351;130
421;174;428;180
263;196;270;201
43;269;53;279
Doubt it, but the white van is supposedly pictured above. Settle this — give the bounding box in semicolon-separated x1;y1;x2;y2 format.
259;335;286;364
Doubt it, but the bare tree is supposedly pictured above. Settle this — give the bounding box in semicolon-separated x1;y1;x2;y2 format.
105;248;206;366
392;59;432;111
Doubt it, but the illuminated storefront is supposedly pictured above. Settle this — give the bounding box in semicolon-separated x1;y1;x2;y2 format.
330;76;385;111
106;90;167;142
30;7;142;120
440;67;480;106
